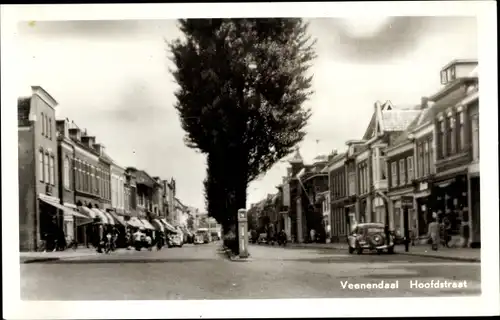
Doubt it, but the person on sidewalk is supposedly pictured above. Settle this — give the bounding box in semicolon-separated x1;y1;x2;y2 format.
427;214;440;251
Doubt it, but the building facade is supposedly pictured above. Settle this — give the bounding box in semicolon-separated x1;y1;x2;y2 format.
18;86;60;251
111;162;126;215
432;60;479;247
327;152;348;242
56;119;78;242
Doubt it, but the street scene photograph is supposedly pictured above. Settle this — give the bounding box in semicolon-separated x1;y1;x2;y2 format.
2;2;498;319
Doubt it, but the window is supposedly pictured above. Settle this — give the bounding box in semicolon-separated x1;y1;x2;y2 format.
45;114;48;137
39;150;44;181
429;139;434;174
399;159;405;185
449;115;456;154
472;115;479;160
44;153;49;184
440;70;447;84
458;112;465;151
407;156;414;182
41;112;45;136
49;156;55;185
48;118;52;139
391;162;397;187
90;166;94;194
424;141;429;176
439;120;446;158
64;157;70;189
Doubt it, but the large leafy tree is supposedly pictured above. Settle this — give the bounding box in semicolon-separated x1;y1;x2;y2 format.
169;18;316;253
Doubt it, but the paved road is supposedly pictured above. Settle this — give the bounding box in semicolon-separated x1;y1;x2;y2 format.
21;243;480;300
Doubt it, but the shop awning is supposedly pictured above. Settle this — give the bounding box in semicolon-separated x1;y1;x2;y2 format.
92;208;109;224
151;219;164;232
126;217;143;228
39;196;90;220
139;219;155;230
107;211;127;227
160;218;177;233
102;210;116;225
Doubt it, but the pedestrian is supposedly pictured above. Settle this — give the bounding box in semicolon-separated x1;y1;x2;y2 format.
411;224;418;246
442;216;451;248
310;229;316;243
427;213;440;251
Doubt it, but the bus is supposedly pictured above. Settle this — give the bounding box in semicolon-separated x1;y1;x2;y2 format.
194;228;211;244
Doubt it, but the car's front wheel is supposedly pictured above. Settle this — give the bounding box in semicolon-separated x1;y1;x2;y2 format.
356;243;363;255
387;246;395;254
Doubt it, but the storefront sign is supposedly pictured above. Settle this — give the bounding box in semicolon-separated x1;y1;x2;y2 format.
401;196;413;208
419;182;428;191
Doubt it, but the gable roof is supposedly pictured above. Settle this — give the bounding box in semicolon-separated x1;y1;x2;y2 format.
381;109;421;132
362;100;419;140
289;148;304;164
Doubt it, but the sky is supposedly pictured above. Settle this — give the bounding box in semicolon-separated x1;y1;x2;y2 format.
16;16;478;211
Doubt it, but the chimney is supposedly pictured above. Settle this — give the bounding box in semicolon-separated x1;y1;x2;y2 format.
69;127;82;141
374;100;382;112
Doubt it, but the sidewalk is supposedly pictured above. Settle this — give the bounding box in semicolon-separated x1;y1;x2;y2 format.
287;242;481;262
20;247;127;263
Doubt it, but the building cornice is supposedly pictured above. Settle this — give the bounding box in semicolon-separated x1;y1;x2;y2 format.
32;86;58;108
385;140;413;157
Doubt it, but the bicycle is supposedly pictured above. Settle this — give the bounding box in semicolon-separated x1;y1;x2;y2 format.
37;240;47;252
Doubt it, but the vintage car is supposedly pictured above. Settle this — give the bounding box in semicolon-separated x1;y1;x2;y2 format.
167;234;184;248
194;234;205;245
347;223;395;254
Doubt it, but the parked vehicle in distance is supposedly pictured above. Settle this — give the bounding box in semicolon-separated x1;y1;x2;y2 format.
257;233;267;244
194;233;205;244
195;228;211;243
168;234;183;248
347;223;395;254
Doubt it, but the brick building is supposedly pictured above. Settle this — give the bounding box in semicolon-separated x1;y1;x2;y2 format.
18;86;60;251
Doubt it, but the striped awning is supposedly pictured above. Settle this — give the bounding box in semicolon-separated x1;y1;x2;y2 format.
108;210;127;227
92;208;110;224
139;219;155;230
126;217;143;228
160;219;177;233
151;219;164;232
38;196;90;220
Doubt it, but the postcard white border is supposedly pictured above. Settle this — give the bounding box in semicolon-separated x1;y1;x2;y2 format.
2;1;498;319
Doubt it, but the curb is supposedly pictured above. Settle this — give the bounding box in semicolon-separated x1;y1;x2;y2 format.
21;257;61;264
398;252;480;263
286;244;480;263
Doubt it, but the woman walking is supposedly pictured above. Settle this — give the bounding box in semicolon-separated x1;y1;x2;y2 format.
427;213;440;251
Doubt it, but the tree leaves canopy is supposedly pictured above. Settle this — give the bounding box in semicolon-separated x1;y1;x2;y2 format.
169;18;316;184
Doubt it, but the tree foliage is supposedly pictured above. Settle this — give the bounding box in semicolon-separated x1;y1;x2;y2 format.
169;18;316;251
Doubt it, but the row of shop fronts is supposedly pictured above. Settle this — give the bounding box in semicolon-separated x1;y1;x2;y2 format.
253;59;480;247
18;86;195;251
